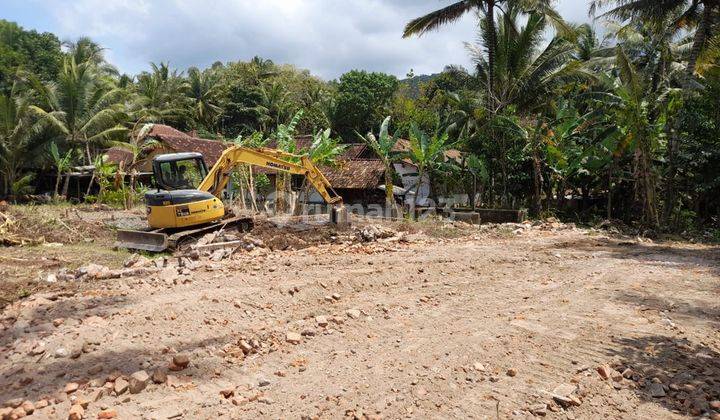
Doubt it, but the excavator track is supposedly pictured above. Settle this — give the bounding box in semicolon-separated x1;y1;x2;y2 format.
116;216;254;252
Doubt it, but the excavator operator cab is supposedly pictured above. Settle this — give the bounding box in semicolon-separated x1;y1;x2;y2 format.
145;153;225;230
152;153;209;191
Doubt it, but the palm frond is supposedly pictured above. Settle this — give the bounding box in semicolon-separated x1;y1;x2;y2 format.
403;1;474;38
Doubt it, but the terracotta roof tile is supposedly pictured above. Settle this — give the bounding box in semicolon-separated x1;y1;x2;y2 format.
321;159;386;189
106;124;387;190
159;135;230;166
105;147;133;166
264;137;368;160
142;124;189;139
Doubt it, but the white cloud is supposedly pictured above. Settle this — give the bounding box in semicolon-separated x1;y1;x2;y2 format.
21;0;593;79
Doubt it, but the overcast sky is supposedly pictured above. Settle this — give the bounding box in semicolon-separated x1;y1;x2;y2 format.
4;0;593;80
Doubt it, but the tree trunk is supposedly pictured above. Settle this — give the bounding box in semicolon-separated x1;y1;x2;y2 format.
293;180;308;216
61;173;70;199
486;0;497;110
247;168;258;212
384;166;395;218
5;167;18;199
54;171;62;200
662;121;679;225
607;161;614;220
638;136;659;228
687;4;712;76
531;152;542;216
275;173;287;214
125;171;136;210
238;168;247;210
85;143;92;166
581;185;590;213
557;178;567;211
500;158;508;207
85;173;95;197
542;173;553;212
413;168;424;219
472;175;478;209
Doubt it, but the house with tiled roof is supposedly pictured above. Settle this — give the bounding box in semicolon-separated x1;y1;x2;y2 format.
105;125;231;173
105;125;390;204
106;124;463;206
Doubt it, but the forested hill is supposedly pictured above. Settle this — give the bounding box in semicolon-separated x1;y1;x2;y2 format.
399;73;441;98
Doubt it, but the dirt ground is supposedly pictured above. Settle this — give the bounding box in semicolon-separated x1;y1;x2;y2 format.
1;208;719;419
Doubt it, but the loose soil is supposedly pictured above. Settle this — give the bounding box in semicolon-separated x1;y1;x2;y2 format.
0;206;719;419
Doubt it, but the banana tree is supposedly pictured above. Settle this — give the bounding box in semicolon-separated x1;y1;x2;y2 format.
459;153;488;209
109;121;162;209
271;110;303;214
231;131;268;211
294;128;346;215
405;125;455;208
48;142;73;200
360;116;401;216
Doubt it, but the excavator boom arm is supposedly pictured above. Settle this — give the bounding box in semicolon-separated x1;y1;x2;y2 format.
197;146;342;205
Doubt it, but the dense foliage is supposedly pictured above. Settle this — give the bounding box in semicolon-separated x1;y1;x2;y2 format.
0;0;719;234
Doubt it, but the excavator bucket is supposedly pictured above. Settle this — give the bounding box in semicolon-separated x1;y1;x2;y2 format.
330;205;351;227
116;229;169;252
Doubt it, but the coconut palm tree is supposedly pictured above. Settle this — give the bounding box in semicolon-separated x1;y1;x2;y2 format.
0;81;55;197
260;82;291;131
403;0;572;108
185;67;222;131
442;90;486;141
467;7;585;114
64;37;119;77
590;0;720;76
30;56;128;164
455;7;584;206
133;62;189;124
360;116;401;215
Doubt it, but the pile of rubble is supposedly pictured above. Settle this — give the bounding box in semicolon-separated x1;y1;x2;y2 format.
0;352;194;420
187;223;412;255
46;257;159;283
42;223;419;286
475;218;579;236
356;225;397;242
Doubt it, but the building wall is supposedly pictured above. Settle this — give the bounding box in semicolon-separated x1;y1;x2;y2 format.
394;162;431;206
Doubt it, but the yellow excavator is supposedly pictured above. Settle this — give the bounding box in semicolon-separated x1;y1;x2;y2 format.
116;145;349;251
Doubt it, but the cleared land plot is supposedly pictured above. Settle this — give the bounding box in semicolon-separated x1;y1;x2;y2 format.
1;210;719;419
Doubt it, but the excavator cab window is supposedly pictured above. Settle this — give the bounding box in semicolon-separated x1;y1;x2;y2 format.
154;156;208;191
